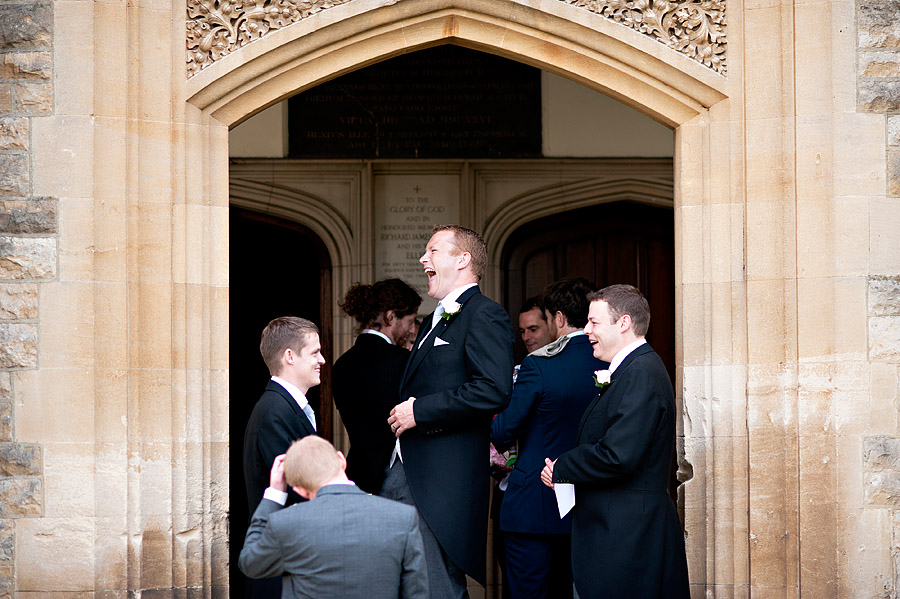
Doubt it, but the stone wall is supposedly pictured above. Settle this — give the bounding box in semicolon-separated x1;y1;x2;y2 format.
859;0;900;591
0;3;54;597
858;0;900;191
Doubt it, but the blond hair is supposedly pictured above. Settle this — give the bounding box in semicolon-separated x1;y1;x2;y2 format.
432;224;487;280
283;436;342;493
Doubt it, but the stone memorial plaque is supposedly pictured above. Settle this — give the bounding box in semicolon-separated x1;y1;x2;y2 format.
374;174;460;314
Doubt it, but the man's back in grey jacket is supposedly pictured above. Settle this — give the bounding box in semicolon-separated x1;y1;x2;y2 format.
240;484;428;599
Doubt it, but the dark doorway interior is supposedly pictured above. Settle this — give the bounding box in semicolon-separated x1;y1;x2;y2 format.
228;208;333;598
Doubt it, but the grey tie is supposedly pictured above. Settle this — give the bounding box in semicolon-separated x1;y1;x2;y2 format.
302;404;316;431
431;302;445;330
420;303;445;349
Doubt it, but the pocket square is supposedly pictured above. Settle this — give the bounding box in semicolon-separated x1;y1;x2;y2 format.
434;337;450;346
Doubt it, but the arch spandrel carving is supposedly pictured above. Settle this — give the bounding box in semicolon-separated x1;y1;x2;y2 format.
185;0;728;130
187;0;726;78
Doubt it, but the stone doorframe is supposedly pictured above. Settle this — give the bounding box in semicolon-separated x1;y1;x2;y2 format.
189;0;735;593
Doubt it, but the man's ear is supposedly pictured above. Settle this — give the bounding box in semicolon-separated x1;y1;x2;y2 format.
336;450;348;473
283;347;294;366
554;311;567;331
619;313;633;332
456;251;472;270
384;310;395;324
293;485;312;500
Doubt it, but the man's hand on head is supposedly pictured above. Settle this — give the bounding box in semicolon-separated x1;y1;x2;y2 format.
388;397;417;437
270;454;287;492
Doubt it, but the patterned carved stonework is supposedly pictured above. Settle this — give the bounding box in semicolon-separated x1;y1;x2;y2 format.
186;0;352;76
186;0;726;77
560;0;726;74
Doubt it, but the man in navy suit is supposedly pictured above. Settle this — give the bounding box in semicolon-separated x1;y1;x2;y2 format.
384;224;515;598
541;285;689;598
492;278;607;599
242;316;324;599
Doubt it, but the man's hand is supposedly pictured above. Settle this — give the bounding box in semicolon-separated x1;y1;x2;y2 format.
388;397;418;437
540;457;556;489
269;454;287;492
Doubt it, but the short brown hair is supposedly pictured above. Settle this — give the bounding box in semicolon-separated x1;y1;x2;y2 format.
259;316;319;376
588;284;651;337
283;436;342;492
432;224;487;280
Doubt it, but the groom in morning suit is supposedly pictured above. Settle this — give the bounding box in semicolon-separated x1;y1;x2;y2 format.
240;436;428;599
384;224;515;598
242;317;324;599
541;285;689;598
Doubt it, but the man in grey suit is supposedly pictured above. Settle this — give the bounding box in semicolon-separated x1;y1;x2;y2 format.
239;436;429;599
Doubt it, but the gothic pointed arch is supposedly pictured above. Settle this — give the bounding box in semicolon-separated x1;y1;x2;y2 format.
186;1;727;128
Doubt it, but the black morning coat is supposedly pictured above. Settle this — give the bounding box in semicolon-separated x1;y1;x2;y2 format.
399;285;515;584
553;343;690;599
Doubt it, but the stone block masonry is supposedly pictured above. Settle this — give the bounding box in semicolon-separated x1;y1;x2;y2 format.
0;3;54;597
859;0;900;195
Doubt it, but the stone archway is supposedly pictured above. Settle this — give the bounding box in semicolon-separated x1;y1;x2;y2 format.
185;0;736;595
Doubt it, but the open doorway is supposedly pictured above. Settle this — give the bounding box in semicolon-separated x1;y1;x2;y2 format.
228;208;333;599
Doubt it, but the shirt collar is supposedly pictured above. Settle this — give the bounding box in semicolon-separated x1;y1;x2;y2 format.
271;375;309;409
608;338;647;374
440;283;477;308
361;329;392;345
564;330;585;339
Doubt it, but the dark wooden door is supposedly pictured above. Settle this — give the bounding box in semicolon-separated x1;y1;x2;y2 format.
502;201;674;379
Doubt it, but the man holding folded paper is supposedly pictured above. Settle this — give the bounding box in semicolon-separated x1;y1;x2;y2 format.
541;284;689;599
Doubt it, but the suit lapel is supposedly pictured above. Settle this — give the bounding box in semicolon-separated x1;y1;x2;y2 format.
574;343;654;441
576;385;611;441
402;286;480;386
268;380;316;436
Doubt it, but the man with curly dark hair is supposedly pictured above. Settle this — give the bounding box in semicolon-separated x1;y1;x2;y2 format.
332;278;421;493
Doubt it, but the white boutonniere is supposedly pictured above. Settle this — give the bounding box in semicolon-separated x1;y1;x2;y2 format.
441;301;462;321
593;369;612;389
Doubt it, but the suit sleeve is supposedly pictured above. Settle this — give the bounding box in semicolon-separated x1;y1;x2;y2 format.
400;511;429;599
238;499;287;579
553;366;663;484
414;301;515;430
491;355;542;450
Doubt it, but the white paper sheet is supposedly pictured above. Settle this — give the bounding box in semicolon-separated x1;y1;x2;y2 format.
555;483;575;518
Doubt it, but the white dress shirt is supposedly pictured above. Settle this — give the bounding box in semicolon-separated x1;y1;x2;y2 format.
362;328;392;344
608;338;648;374
271;375;316;431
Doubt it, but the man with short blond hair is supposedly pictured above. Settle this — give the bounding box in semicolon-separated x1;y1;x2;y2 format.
385;224;515;598
240;437;428;599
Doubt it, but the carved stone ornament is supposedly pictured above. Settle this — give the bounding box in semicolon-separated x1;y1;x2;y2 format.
186;0;726;77
559;0;726;74
186;0;353;76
